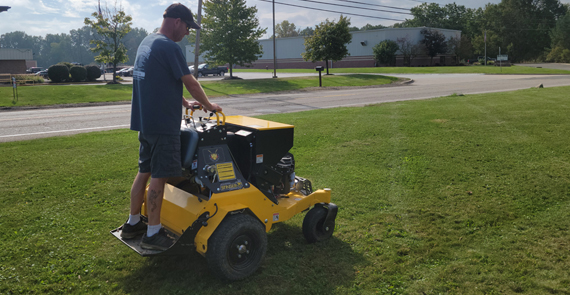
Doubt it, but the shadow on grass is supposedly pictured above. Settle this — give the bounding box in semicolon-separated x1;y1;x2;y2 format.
120;223;363;295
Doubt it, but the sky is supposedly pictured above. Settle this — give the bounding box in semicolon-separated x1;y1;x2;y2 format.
1;0;569;40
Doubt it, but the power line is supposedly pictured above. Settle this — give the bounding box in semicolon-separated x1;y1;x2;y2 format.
257;0;405;22
294;0;412;15
329;0;411;11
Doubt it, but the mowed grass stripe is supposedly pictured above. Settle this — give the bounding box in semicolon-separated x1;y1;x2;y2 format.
0;86;569;294
0;74;398;107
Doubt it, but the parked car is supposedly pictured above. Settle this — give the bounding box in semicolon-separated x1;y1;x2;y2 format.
117;67;133;76
35;69;49;79
192;64;227;77
123;67;134;77
26;67;44;74
189;64;203;75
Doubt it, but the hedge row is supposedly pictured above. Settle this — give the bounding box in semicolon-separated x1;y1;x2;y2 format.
47;64;101;82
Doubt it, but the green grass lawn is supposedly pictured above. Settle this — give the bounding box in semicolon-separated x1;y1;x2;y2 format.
235;65;570;75
0;74;398;108
1;86;570;294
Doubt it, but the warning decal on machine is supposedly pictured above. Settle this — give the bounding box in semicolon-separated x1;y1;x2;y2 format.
216;162;236;181
273;213;279;222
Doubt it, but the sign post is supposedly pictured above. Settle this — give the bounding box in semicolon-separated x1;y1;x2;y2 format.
497;49;508;73
12;76;18;102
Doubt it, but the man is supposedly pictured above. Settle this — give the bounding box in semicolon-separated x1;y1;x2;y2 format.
120;3;222;251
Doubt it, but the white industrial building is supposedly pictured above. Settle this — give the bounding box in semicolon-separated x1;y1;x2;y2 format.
186;27;461;69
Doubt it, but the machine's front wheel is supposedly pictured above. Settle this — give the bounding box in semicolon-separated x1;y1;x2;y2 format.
206;214;267;281
303;205;335;243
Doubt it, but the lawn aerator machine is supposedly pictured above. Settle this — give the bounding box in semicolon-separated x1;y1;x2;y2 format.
111;107;338;280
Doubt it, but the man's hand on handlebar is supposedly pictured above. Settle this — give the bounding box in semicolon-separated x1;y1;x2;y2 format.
205;103;222;113
183;99;221;113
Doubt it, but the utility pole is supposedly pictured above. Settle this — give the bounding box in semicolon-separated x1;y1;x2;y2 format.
272;0;277;78
194;0;203;79
484;30;487;66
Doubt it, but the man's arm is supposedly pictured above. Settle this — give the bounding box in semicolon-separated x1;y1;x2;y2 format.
181;74;222;112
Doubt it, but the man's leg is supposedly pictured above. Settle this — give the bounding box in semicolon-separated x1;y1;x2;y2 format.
121;172;151;239
141;177;174;250
130;171;151;215
146;177;168;226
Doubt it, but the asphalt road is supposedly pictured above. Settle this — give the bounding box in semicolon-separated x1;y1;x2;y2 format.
1;73;569;142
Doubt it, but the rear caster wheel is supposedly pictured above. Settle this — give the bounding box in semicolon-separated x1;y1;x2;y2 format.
303;205;336;243
207;214;267;280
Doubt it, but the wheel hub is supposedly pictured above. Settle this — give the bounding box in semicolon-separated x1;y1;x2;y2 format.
237;244;247;254
229;235;254;264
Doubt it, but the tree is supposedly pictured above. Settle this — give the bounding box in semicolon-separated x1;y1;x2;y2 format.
69;26;98;66
396;36;424;66
550;13;570;49
84;3;132;84
360;23;385;31
123;28;148;65
482;0;565;62
275;20;300;38
299;27;314;36
0;31;47;66
302;15;352;75
402;3;482;38
446;35;473;63
420;28;447;65
546;45;570;62
201;0;266;78
373;40;398;66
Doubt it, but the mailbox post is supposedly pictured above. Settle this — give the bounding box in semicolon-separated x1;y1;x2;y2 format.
315;66;324;87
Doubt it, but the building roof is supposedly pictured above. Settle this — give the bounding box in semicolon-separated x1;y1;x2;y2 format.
0;48;33;60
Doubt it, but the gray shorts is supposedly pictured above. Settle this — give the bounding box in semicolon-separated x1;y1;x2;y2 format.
138;132;182;178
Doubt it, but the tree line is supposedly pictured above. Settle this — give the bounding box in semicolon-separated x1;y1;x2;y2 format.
278;0;570;63
1;0;569;72
396;0;570;62
0;27;148;69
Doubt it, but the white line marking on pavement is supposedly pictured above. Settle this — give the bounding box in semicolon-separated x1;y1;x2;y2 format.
0;125;130;138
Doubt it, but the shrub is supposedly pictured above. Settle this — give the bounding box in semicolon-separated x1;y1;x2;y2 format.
69;66;87;82
546;46;570;63
58;62;74;70
14;74;44;84
47;64;69;83
373;40;399;66
487;60;495;65
85;65;102;81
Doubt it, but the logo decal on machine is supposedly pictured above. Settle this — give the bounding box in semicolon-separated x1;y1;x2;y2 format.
208;149;219;162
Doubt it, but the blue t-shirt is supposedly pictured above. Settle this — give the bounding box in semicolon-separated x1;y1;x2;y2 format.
130;33;191;135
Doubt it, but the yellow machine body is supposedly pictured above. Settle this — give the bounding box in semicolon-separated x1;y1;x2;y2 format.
142;184;331;256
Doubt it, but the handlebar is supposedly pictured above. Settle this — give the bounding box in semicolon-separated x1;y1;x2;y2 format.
185;106;226;126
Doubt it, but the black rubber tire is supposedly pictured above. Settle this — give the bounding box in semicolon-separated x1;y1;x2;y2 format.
302;206;335;243
206;214;267;281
